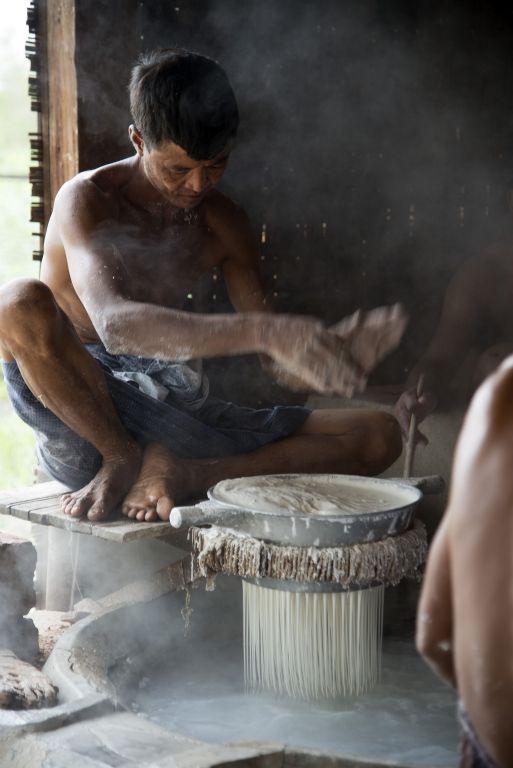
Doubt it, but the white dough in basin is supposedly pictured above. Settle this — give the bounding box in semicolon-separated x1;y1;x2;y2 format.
210;474;417;516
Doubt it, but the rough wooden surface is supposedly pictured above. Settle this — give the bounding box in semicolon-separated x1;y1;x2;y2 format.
46;0;79;204
0;650;58;710
0;483;172;543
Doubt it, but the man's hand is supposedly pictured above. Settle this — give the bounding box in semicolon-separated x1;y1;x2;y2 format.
259;304;408;397
260;356;313;392
330;303;408;373
261;316;365;396
395;386;437;445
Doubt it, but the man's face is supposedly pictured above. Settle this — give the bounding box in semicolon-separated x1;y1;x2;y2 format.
142;138;230;208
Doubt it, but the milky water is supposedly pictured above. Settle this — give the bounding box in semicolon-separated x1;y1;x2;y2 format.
132;578;458;766
210;474;420;517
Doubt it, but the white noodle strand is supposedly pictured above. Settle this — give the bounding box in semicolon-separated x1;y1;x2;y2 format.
243;581;385;699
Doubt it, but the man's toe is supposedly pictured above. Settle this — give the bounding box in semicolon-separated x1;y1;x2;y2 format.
145;509;158;522
61;495;77;516
69;499;86;517
87;502;107;522
156;495;173;521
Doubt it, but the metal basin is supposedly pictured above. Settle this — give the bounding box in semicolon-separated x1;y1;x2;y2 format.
171;473;423;546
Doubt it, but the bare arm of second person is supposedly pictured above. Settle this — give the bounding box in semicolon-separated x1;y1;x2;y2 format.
395;258;486;440
54;179;366;395
417;359;513;766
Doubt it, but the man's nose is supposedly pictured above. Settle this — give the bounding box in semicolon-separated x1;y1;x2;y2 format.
184;167;207;194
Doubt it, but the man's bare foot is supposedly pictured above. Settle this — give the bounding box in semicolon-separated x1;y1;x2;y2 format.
122;443;198;522
60;444;141;522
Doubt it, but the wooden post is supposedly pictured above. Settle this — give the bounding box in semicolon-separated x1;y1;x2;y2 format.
40;0;79;220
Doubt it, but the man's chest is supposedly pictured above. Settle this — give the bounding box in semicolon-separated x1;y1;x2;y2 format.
105;217;222;307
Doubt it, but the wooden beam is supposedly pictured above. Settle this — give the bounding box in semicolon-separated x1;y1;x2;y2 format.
45;0;79;209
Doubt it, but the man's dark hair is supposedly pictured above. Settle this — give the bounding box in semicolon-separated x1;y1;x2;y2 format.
129;48;239;160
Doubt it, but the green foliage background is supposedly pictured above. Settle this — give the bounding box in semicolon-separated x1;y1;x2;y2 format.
0;9;40;490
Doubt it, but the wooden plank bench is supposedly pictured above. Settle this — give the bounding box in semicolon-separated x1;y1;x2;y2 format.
0;482;193;611
0;481;173;543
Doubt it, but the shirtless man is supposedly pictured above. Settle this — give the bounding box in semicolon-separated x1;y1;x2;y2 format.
416;357;513;767
396;222;513;445
0;49;405;524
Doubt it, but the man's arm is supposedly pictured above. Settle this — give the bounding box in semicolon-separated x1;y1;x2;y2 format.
395;258;487;439
54;180;361;395
448;364;513;767
213;200;315;391
217;199;408;392
415;515;456;688
418;361;513;766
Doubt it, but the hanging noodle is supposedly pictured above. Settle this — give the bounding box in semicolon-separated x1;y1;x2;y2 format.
191;517;426;701
243;581;384;699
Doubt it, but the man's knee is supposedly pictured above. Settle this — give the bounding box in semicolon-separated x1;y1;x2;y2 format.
0;279;60;353
473;344;513;389
366;411;402;472
0;278;57;321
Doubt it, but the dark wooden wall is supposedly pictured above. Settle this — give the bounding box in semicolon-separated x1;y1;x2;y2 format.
34;0;513;403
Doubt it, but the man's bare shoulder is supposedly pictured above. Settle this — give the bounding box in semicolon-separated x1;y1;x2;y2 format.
204;189;250;229
54;158;135;222
203;190;256;262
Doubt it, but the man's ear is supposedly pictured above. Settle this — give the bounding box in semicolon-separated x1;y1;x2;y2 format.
129;125;145;156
